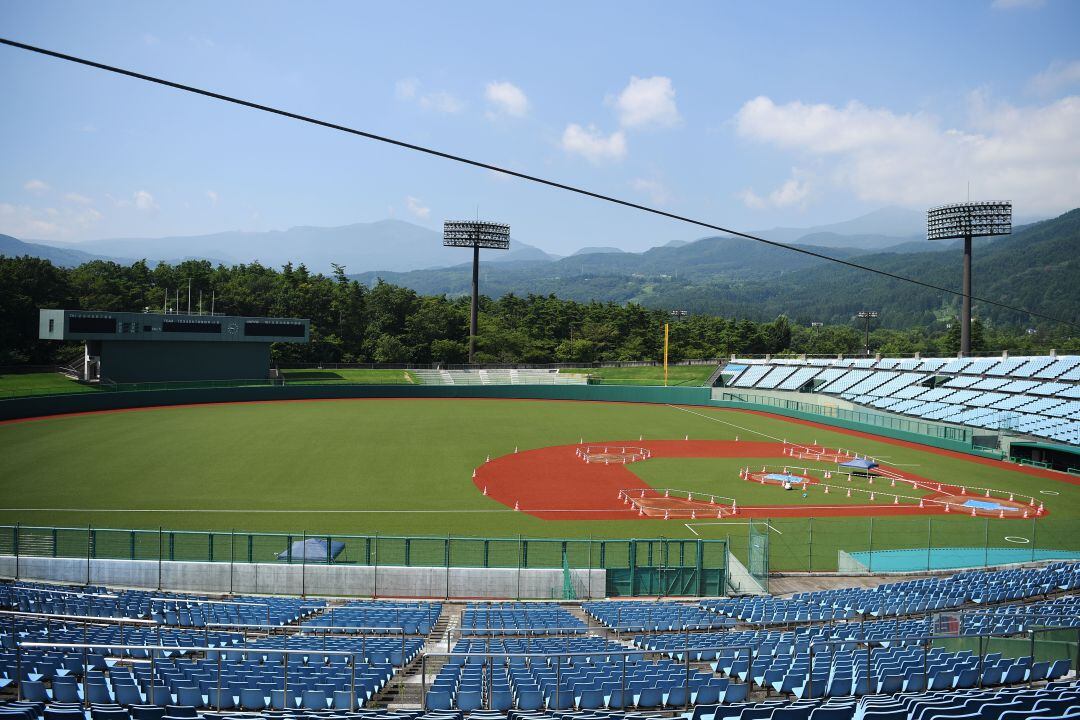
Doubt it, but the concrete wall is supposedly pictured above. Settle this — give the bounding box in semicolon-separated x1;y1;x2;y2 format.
0;383;714;422
0;555;606;600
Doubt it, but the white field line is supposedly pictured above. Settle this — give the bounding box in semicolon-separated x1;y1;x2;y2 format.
666;404;783;442
683;521;784;536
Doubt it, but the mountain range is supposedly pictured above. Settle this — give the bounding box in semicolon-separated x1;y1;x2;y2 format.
25;220;556;272
9;206;956;273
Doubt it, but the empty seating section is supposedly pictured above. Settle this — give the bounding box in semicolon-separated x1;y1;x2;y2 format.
721;354;1080;445
10;585;322;627
753;366;798;390
412;370;587;386
459;605;584;637
730;365;771;388
2;566;1078;718
581;602;735;631
302;602;442;636
776;368;820;391
427;637;736;711
700;563;1080;624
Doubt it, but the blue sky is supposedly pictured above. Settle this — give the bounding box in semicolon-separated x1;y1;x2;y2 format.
1;0;1078;254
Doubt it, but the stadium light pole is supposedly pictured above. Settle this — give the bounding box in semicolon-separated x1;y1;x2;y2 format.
927;201;1011;356
857;311;878;356
443;220;511;363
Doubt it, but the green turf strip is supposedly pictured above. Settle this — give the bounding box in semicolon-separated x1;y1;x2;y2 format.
0;372;99;399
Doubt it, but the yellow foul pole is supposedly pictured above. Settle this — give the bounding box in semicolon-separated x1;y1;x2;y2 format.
664;322;670;386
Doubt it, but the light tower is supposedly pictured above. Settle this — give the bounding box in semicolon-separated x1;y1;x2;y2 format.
443;220;511;363
857;310;878;356
927;201;1011;356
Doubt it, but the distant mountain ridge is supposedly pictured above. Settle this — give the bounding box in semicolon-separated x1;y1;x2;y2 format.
10;209;959;272
0;234;125;266
30;220;557;272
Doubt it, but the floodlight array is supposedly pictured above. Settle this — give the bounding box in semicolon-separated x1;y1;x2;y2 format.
443;220;511;249
927;201;1012;240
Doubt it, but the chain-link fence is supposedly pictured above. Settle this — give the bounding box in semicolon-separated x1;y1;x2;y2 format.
0;525;726;598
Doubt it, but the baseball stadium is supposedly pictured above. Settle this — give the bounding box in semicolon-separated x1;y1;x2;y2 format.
2;7;1080;719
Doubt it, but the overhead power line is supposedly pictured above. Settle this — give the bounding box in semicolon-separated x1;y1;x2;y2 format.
1;36;1075;330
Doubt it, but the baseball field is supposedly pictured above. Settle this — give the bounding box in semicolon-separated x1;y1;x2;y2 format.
1;397;1077;570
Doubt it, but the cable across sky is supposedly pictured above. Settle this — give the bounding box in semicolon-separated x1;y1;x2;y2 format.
1;36;1075;331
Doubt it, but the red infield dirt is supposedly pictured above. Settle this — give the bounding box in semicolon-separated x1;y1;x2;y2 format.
472;439;1048;521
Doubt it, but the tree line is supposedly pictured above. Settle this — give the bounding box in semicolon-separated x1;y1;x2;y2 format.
1;255;1075;367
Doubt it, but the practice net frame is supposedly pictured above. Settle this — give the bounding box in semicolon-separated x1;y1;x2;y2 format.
576;445;651;464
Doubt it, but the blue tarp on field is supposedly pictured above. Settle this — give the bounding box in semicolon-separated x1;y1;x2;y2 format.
839;457;878;470
277;538;345;561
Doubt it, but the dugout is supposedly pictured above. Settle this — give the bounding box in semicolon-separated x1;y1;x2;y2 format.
39;309;309;383
1008;441;1080;473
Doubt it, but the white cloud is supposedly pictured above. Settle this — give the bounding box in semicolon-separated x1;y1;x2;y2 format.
64;192;93;206
1030;60;1080;96
419;91;464;114
133;190;158;211
206;190;219;206
613;76;680;129
142;33;160;46
733;94;1080;214
23;179;49;194
991;0;1044;8
396;78;464;114
630;178;670;204
739;170;812;210
405;196;430;219
485;81;529;118
561;124;627;163
0;202;102;240
395;78;419;101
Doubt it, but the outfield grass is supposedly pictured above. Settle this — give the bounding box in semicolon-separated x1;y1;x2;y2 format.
0;371;99;399
0;398;1076;570
281;368;416;384
561;365;714;386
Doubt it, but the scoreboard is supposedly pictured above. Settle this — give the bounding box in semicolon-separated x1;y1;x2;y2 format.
39;309;310;383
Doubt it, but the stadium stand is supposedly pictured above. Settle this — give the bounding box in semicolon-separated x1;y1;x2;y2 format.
717;355;1080;446
1;563;1076;716
459;604;585;637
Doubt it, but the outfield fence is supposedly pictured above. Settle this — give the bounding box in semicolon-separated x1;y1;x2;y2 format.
0;525;727;598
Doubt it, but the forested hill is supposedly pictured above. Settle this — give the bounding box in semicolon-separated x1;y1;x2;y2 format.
352;209;1080;330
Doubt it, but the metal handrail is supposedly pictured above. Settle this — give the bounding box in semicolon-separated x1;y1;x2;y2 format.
7;585;119;599
201;623;412;662
0;610;156;625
